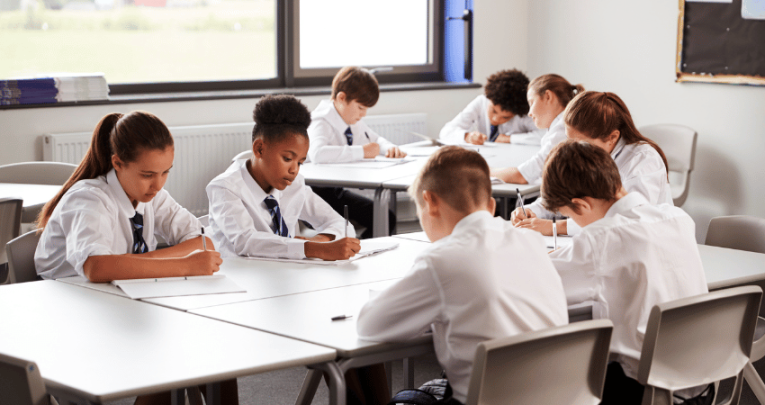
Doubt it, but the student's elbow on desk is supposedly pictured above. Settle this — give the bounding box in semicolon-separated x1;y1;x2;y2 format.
82;256;111;283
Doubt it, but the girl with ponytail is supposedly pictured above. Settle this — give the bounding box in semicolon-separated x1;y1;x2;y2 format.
491;73;585;184
35;111;222;283
513;91;673;237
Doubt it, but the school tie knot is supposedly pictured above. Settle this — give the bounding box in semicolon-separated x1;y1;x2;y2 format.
130;211;148;254
344;127;354;146
264;195;290;238
489;124;499;142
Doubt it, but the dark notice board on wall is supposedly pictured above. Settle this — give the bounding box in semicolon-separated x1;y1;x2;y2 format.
676;0;765;85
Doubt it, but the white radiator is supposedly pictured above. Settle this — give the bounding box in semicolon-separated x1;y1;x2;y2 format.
43;123;253;216
41;114;426;219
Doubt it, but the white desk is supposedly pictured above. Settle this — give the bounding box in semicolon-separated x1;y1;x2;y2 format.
699;244;765;290
0;182;61;222
0;281;339;405
58;237;427;312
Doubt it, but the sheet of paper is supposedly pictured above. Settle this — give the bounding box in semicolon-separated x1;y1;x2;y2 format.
400;145;441;157
111;275;246;299
490;177;504;185
244;239;399;265
743;0;765;19
318;158;413;169
543;235;574;250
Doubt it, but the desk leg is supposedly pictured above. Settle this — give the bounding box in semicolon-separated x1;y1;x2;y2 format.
403;358;415;388
170;389;184;405
373;188;390;237
744;361;765;404
385;361;393;396
312;362;347;405
295;369;323;405
205;382;221;405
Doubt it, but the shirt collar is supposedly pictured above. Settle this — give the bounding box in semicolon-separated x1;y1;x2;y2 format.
239;159;282;206
316;99;351;134
549;111;564;130
106;169;143;217
451;210;494;235
604;192;648;219
610;136;627;160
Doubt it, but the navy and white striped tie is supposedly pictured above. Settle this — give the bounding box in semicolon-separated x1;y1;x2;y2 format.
264;195;290;237
130;212;149;254
489;124;500;142
344;127;354;146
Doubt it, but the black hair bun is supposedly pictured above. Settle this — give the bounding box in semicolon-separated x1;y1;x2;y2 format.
253;94;311;129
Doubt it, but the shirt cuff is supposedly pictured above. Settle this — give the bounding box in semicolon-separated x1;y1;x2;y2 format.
353;146;365;161
517;160;541;185
290;238;308;259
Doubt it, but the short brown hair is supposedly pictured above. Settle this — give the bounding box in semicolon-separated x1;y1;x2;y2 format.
331;66;380;107
408;146;492;213
528;74;584;108
541;140;622;214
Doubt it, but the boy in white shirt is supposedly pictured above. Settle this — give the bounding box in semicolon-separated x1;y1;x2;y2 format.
439;69;543;145
308;66;402;237
543;140;710;405
357;146;569;404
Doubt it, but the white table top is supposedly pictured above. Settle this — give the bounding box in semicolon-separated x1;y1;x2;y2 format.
700;244;765;290
59;237;428;312
192;280;432;358
0;182;61;208
0;281;336;403
300;159;426;189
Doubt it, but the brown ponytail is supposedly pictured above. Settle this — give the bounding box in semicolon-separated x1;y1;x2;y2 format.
37;111;174;230
563;91;669;177
529;74;584;107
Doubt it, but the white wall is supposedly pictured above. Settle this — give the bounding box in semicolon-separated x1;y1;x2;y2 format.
0;0;528;165
526;0;765;241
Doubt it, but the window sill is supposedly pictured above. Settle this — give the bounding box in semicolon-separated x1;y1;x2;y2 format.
0;81;481;110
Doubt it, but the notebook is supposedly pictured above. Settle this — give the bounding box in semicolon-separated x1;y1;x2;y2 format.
245;239;399;266
111;274;245;299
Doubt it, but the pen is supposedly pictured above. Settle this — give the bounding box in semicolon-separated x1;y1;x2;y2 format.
365;132;371;141
552;218;557;250
201;227;207;251
344;205;349;239
516;188;527;217
332;315;353;321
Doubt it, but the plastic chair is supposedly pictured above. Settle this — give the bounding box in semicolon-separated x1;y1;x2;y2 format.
464;319;613;405
231;150;250;163
0;198;23;284
639;124;698;206
6;230;42;284
0;353;50;405
637;285;762;405
0;162;77;186
705;215;765;404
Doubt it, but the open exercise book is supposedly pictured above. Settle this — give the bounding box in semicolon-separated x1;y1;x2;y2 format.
111;275;245;299
245;239;399;266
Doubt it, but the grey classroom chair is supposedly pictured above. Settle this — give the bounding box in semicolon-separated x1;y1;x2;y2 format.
231;150;251;163
6;230;42;284
637;285;762;405
706;215;765;404
0;353;51;405
0;198;23;284
640;124;698;206
0;162;77;186
464;319;613;405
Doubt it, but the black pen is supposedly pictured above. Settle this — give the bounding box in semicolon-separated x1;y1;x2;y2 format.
332;315;353;321
365;132;371;140
552;217;557;250
516;188;527;217
201;227;207;251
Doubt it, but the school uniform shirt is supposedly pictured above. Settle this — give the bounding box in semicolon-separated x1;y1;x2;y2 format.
548;192;708;382
206;159;354;259
439;95;544;145
357;211;568;403
527;137;674;235
307;99;396;163
516;111;567;185
35;169;202;280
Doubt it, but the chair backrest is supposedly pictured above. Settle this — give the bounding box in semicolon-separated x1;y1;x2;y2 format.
198;214;210;227
232;150;251;163
705;215;765;254
0;353;49;405
0;198;23;264
0;162;78;185
640;124;698;173
637;286;762;404
464;319;613;405
6;230;42;284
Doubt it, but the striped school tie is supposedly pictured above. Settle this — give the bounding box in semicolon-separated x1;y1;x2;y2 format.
345;127;354;146
264;195;290;237
489;124;500;142
130;212;149;254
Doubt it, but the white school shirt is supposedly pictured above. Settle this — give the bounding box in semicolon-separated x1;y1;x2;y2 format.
548;192;708;381
307;99;396;163
516;111;567;185
206;159;354;259
527;137;674;235
35;169;202;280
357;211;568;402
438;95;544;145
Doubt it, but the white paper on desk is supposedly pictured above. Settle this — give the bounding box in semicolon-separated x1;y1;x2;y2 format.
543;235;574;250
400;145;441;157
244;239;400;266
111;275;245;299
490;177;504;185
318;157;413;170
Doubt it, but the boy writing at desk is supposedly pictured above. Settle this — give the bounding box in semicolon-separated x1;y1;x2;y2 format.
356;146;568;404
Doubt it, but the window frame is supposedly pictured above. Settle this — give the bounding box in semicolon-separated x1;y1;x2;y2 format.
105;0;444;95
